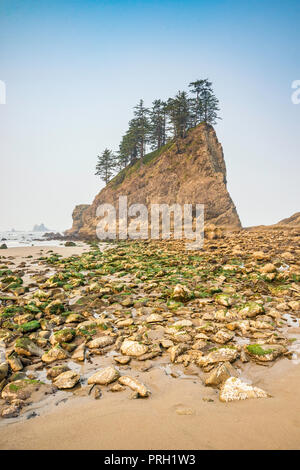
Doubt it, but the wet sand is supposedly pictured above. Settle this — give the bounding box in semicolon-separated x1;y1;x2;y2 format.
0;357;300;449
0;244;90;262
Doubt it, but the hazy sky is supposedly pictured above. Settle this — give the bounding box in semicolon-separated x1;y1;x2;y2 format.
0;0;299;231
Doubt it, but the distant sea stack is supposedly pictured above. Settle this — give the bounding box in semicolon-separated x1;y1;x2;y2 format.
66;123;241;239
33;223;50;232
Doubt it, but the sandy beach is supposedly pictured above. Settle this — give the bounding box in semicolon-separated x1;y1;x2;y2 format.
0;244;90;262
0;355;300;449
0;235;299;450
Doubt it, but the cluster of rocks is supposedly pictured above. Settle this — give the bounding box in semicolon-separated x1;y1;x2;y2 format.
0;228;299;418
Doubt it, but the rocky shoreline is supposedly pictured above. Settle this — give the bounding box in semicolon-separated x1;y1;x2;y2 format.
0;229;299;423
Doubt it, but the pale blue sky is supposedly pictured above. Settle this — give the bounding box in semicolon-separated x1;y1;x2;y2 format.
0;0;299;231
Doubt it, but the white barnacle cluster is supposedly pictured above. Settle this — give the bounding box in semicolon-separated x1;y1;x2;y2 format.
219;377;270;402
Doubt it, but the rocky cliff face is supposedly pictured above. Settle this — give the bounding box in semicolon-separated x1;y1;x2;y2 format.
66;123;241;239
66;205;90;236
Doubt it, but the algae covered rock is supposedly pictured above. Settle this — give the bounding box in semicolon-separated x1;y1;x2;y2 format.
65;241;76;247
42;345;69;363
18;320;40;333
65;313;85;324
239;302;264;318
245;343;286;362
14;337;44;357
1;379;51;402
51;328;76;345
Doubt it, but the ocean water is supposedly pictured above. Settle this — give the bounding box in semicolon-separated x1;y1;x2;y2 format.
0;230;65;248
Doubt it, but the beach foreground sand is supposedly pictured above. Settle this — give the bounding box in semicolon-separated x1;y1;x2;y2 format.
0;357;300;450
0;239;299;450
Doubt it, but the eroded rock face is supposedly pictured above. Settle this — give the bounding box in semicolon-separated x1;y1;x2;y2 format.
66;123;241;239
65;204;90;236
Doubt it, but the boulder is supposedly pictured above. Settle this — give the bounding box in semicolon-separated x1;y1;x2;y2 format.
87;366;120;385
219;377;270;402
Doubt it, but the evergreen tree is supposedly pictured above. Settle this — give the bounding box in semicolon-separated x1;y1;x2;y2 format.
166;91;191;140
112;79;221;173
149;99;167;150
117;119;139;169
95;148;116;184
188;79;220;125
133;99;150;161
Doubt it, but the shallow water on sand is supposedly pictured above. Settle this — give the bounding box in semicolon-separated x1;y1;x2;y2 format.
0;230;64;248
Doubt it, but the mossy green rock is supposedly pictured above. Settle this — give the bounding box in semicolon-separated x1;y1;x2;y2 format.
65;241;76;247
240;302;264;318
245;343;286;362
42;345;69;363
18;320;40;333
51;328;76;344
1;379;51;402
15;337;44;357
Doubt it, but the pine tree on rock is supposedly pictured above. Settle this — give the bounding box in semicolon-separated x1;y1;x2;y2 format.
117;120;139;169
189;79;220;125
149;99;168;150
166;91;191;141
133;99;150;162
95;148;116;184
112;79;221;173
